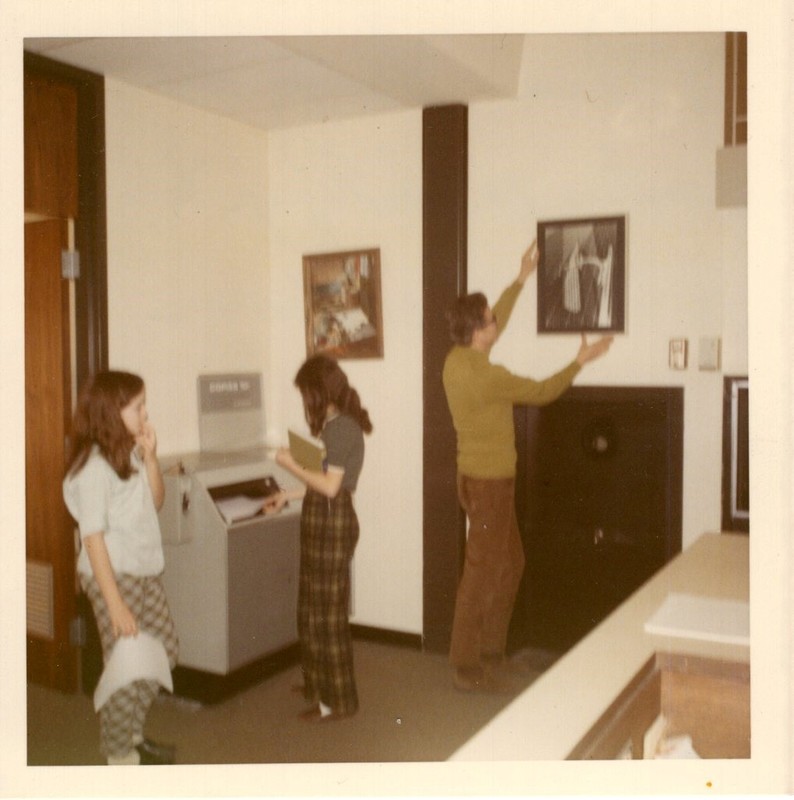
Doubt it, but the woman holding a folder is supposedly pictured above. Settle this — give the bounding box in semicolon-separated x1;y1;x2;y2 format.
265;355;372;722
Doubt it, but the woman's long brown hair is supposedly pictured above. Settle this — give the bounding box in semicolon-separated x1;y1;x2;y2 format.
66;371;144;480
294;355;372;437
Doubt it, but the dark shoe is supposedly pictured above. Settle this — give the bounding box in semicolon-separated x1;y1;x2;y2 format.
136;738;176;765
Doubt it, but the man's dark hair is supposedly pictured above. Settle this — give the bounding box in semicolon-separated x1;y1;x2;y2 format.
446;292;488;346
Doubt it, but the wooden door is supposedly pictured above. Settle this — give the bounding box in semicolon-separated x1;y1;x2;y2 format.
25;219;78;692
24;52;108;696
24;74;78;219
24;65;80;692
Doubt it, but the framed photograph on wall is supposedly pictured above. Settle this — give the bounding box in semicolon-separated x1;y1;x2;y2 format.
302;248;384;359
537;215;626;334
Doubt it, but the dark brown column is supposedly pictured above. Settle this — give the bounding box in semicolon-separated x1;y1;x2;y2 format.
422;105;467;652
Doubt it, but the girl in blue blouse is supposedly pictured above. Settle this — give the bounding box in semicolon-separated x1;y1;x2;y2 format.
266;355;372;721
63;371;178;764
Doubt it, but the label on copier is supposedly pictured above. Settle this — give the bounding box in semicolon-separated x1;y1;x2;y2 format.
199;374;261;413
198;373;264;452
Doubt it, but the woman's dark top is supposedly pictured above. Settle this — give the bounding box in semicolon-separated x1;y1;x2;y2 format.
322;414;365;492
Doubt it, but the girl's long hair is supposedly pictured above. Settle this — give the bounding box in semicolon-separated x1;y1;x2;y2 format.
66;370;144;480
294;355;372;437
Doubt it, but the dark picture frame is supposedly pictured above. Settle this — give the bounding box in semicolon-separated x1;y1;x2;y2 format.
721;376;749;533
302;247;384;359
537;215;626;333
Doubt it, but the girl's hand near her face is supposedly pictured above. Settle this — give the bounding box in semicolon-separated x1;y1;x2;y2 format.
137;422;158;461
137;422;165;509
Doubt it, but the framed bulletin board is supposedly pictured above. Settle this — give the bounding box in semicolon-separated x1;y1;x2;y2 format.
302;248;384;359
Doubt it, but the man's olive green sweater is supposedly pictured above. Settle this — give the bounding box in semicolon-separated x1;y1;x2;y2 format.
442;281;581;479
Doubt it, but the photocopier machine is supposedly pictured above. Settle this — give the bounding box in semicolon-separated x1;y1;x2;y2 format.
158;373;302;676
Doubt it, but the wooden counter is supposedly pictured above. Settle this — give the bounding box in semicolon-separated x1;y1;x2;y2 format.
451;532;749;761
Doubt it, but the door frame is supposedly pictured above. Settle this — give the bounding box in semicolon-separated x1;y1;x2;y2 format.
24;51;107;692
24;51;108;390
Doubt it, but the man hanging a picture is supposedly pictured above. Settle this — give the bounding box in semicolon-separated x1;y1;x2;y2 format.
442;240;614;693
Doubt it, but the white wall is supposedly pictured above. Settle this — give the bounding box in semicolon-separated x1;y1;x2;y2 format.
104;78;270;455
102;33;746;635
468;33;746;549
265;112;424;633
104;79;425;635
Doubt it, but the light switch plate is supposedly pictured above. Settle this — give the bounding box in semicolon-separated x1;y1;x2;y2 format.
669;338;688;370
698;336;721;370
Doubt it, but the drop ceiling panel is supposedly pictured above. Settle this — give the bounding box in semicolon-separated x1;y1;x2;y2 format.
164;57;401;130
24;34;524;131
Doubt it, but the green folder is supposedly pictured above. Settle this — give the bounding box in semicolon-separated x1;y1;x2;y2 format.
288;429;326;471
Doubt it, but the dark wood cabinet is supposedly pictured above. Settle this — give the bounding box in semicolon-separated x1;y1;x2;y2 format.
510;386;684;654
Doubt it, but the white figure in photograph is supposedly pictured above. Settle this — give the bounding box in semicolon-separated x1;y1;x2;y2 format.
547;222;616;330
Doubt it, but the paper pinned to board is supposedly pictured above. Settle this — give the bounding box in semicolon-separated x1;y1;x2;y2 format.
644;592;749;646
